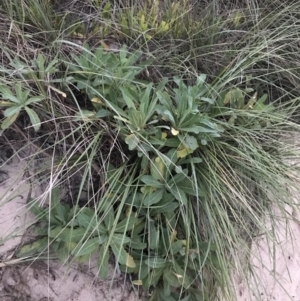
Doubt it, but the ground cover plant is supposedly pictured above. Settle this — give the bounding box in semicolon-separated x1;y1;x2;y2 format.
1;0;300;300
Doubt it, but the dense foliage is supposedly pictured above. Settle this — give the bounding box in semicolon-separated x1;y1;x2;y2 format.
1;1;300;300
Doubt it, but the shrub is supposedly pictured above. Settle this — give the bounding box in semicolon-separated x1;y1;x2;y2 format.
1;1;300;301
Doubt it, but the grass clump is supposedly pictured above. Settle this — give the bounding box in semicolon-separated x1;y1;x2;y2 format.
1;0;300;300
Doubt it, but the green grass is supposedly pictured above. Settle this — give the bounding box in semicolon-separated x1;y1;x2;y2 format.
1;0;300;300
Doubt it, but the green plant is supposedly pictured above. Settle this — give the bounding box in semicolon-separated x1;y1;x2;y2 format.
0;82;45;131
218;87;275;127
16;70;233;300
8;52;59;82
65;44;145;101
19;187;139;268
116;0;205;41
2;1;300;301
18;166;216;301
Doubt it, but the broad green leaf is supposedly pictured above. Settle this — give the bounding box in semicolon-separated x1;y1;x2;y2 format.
75;80;89;90
64;241;78;251
145;257;167;269
223;88;244;107
171;169;188;184
161;109;175;124
180;296;192;301
131;219;146;236
176;146;193;159
125;252;136;268
141;154;149;173
4;105;22;117
36;53;46;78
52;240;62;252
56;244;70;262
143;188;164;206
27;199;46;219
45;58;59;73
119;47;128;64
73;237;99;257
170;240;184;254
111;233;131;244
49;227;90;243
1;88;20;104
157;91;172;107
228;115;236;125
163;275;171;296
143;267;165;288
163;268;181;288
25;106;41;131
132;280;143;286
164;148;178;168
200;97;215;104
74;110;95;121
120;86;136;109
106;101;128;117
98;244;109;280
120;259;140;275
223;90;233;104
198;241;218;251
1;113;19;130
168;187;188;205
52;203;68;224
125;134;139;150
196;74;206;86
16;237;49;257
141;185;156;195
179;135;199;151
76;212;97;229
15;82;27;102
253;94;269;110
164;138;180;148
150;202;179;215
50;186;60;209
104;207;114;229
91;97;104;110
95;109;112;118
128;108;146;130
178;157;202;164
0;100;14;107
150;156;165;181
179;126;216;134
67;205;81;220
188;288;205;301
24;96;45;105
156;291;178;301
115;216;140;232
98;234;108;244
137;141;153;153
139;262;151;280
140;83;153;112
111;241;127;265
173;261;193;288
75;253;93;263
175;178;201;196
130;236;147;250
140;175;165;188
149;221;159;249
